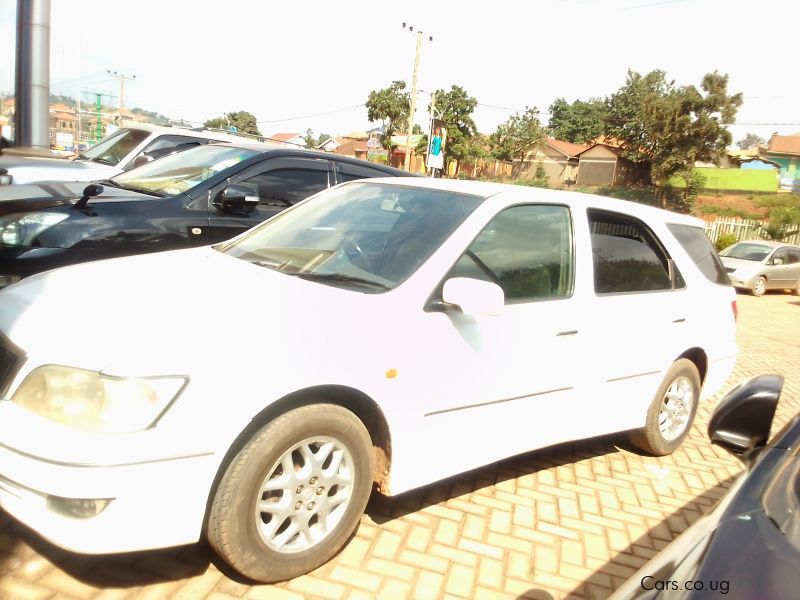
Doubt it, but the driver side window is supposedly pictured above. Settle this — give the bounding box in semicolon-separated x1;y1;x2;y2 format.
451;204;574;302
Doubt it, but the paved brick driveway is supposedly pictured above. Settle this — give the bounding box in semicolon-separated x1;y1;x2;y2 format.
1;292;799;600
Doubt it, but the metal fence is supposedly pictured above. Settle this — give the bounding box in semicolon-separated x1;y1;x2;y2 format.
704;217;800;247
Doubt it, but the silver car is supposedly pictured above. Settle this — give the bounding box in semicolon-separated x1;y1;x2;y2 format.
719;240;800;296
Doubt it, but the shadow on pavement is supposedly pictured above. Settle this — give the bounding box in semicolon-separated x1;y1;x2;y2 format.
515;475;737;600
367;432;624;523
0;510;219;587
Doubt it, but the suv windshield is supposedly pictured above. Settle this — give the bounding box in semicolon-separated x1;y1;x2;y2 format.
218;182;484;292
79;128;150;166
719;242;773;261
111;145;260;196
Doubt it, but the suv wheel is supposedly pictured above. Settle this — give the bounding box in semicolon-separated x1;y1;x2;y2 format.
630;359;701;456
207;404;374;582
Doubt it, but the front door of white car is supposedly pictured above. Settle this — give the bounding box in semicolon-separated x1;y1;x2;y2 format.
406;204;585;478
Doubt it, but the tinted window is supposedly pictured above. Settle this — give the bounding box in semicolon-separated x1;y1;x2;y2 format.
719;242;772;261
668;223;729;285
142;135;207;154
242;167;330;206
772;248;789;264
451;205;573;301
788;249;800;264
589;210;672;293
338;163;390;183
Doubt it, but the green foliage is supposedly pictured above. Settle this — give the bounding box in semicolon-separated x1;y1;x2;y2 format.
429;85;479;168
594;186;659;205
204;111;261;136
489;107;546;164
737;133;765;149
759;204;800;241
714;233;739;252
531;162;549;188
302;129;333;149
605;69;743;204
694;204;763;220
366;81;409;151
548;97;607;144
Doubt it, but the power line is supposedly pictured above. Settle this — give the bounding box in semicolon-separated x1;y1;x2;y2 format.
256;104;363;124
618;0;686;11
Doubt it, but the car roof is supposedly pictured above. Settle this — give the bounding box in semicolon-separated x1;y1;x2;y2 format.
735;240;799;249
352;177;706;226
204;143;413;175
120;123;284;147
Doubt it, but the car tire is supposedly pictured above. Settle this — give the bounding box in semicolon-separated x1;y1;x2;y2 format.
206;404;374;583
792;280;800;296
752;276;767;296
629;359;701;456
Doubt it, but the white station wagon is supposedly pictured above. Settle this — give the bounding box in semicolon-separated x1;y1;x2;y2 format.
0;179;737;582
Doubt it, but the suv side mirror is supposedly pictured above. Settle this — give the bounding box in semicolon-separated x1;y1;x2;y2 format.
708;374;783;459
132;154;152;169
213;184;260;213
441;277;504;316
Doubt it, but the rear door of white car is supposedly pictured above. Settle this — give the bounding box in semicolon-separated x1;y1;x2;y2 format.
581;209;692;431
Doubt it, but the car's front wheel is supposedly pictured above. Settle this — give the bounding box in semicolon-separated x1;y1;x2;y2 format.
752;276;767;296
206;404;374;582
630;358;701;456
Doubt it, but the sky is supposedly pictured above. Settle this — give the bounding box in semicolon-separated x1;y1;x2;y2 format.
1;0;799;144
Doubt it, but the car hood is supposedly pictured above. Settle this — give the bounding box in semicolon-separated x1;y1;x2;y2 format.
0;181;158;214
0;246;391;377
1;155;116;185
720;256;763;272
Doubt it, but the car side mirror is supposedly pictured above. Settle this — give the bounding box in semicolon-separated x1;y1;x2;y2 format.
132;154;152;169
708;374;783;459
213;184;260;213
771;257;785;266
441;277;504;316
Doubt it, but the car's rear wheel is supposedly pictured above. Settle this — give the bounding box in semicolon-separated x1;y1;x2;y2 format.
630;359;701;456
206;404;374;582
792;279;800;296
752;276;767;296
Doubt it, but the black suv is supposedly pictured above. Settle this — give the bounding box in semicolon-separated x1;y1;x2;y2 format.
0;143;414;287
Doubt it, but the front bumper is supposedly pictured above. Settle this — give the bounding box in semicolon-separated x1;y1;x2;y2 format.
0;435;218;554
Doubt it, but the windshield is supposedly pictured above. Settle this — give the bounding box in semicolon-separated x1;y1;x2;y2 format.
719;242;773;261
111;145;260;196
79;128;150;166
218;182;484;293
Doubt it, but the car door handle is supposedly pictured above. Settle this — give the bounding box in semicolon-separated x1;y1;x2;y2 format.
672;318;686;323
556;330;579;336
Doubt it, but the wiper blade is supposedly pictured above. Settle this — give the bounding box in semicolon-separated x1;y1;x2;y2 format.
115;185;167;198
294;272;390;290
94;178;122;188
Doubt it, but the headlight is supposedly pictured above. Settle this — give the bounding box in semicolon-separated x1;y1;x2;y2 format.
12;365;187;433
0;212;69;246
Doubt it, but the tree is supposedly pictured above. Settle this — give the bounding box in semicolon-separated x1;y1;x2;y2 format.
606;69;743;207
757;196;800;241
548;98;607;144
204;111;261;136
737;133;766;149
366;81;409;152
429;85;479;173
489;107;547;176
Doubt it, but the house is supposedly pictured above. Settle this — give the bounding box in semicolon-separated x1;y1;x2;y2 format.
761;133;800;191
318;137;341;152
333;138;370;161
267;132;307;148
576;143;649;187
519;139;588;186
389;134;424;172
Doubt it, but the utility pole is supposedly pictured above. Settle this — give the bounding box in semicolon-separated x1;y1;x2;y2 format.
402;23;432;173
107;70;135;124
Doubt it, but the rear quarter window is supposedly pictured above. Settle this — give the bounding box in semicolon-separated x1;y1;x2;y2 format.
667;223;729;286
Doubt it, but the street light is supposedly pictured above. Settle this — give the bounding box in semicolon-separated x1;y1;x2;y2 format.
401;23;433;172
